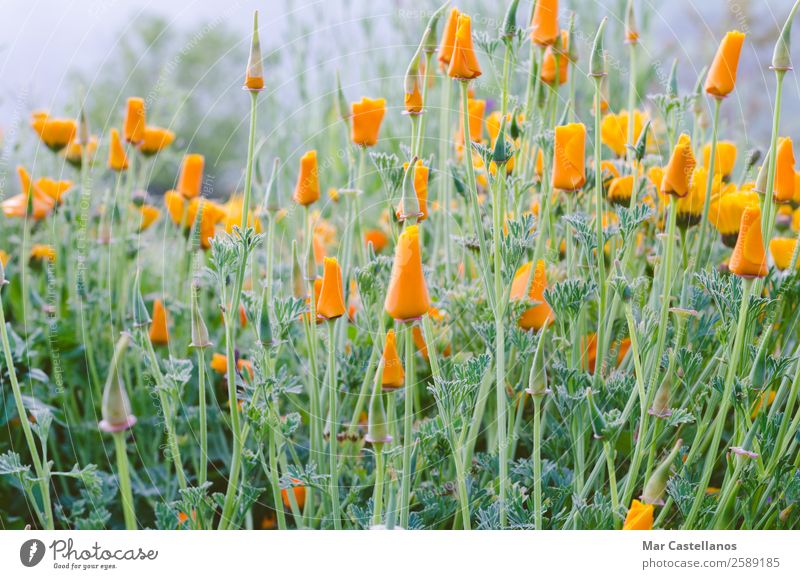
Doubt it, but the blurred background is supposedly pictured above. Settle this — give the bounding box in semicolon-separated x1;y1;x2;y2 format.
0;0;797;196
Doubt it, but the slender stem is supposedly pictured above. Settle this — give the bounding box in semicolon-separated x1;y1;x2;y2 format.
372;449;385;526
603;441;619;519
692;97;722;273
196;347;208;486
0;290;53;529
399;322;415;528
327;321;341;529
533;396;543;530
113;431;136;530
268;422;287;530
762;71;786;246
593;77;608;383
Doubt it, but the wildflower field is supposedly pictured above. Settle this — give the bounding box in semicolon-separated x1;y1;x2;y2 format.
2;0;800;532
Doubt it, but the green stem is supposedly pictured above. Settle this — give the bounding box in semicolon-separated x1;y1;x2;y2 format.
196;347;208;486
399;322;415;528
113;431;136;530
327;321;341;529
692;97;722;273
372;449;385;526
593;77;608;383
533;396;543;529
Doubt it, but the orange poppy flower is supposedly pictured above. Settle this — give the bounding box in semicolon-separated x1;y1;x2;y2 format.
622;499;654;530
437;8;461;68
317;257;346;320
351;98;386;147
139;126;176;156
177;154;205;199
770;237;799;271
531;0;559;46
384;225;430;321
509;260;553;330
364;229;389;253
293;150;320;206
381;329;405;389
774;137;796;203
702;141;737;178
704;31;745;98
729;206;767;278
149;299;169;345
281;479;306;510
661;134;695;198
123;97;146;143
135;204;161;231
108;128;129;172
31;114;76;151
1;167;56;220
552;123;586;191
541;31;569;85
447;13;482;80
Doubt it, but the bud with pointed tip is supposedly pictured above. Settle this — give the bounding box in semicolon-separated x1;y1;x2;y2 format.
492;116;514;166
501;0;521;41
641;439;682;505
586;387;608;440
99;335;137;433
526;329;549;398
190;282;212;349
589;18;608;78
399;156;422;220
668;59;679;99
292;241;306;298
631;120;651;162
130;273;151;328
404;45;424;115
624;0;639;44
772;1;800;71
567;13;579;63
366;360;392;451
335;71;350;123
244;11;265;91
422;1;450;53
753;148;773;195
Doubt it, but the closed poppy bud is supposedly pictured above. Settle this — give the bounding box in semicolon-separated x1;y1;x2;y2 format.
773;3;800;70
381;329;405;389
404;46;424;115
531;0;559;46
770;237;799;270
589;17;608;78
447;13;482;80
661;133;696;198
190;285;212;349
384;225;431;321
437;8;461;68
351;98;387;147
31;114;77;152
608;175;635;206
774;137;796;203
642;439;682;505
108;128;129;172
148;298;169;345
123;97;146;144
622;499;654;530
398;160;429;221
130;273;151;328
509;260;553;330
139;126;175;156
366;361;392;450
244;11;265;91
177;154;205;199
541;30;569;85
704;31;745;98
293;150;320;206
99;335;137;433
552;123;586;191
317;257;346;320
133;203;160;232
702;141;737;179
729;206;768;278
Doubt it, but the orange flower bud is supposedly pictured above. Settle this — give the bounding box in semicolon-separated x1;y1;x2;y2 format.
135;204;161;231
149;299;170;345
600;110;645;157
139;126;175;156
531;0;559;46
108;129;129;172
244;11;265;91
30;244;56;263
541;31;569;85
770;237;799;270
381;329;405;389
123;97;146;143
351;97;386;147
177;154;205;199
437;8;460;68
293;150;321;206
35;177;73;204
622;499;654;530
704;31;745;98
708;189;759;247
660;133;695;198
317;257;346;320
702;141;737;178
281;479;306;510
774;137;796;203
210;353;228;374
509;260;553;330
552;123;586;191
384;225;431;321
447;13;482;80
729;206;768;278
224;194;262;234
